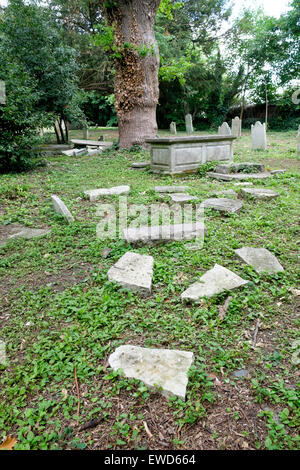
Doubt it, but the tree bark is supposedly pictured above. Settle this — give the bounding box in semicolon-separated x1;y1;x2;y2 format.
100;0;160;149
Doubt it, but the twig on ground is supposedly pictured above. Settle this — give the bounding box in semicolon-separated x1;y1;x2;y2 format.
253;320;260;348
74;366;80;418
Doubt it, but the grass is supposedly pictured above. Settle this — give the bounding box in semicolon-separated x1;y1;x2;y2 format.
0;128;299;450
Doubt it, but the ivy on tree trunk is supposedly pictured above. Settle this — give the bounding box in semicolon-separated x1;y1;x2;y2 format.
99;0;160;149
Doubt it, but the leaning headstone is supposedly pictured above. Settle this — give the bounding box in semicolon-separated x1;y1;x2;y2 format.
108;251;154;296
0;81;6;105
201;198;243;214
185;114;193;135
170;122;177;135
232;116;242;137
251;121;267;150
84;185;130;202
218;122;231;135
51;195;74;223
108;345;194;400
181;264;249;302
239;188;280;201
298;126;300;156
235;247;284;274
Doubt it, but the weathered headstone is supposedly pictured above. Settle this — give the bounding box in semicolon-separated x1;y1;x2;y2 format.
108;345;194;399
170;122;177;135
84;185;130;202
108;252;154;296
51;195;74;223
181;264;249;302
0;81;6;105
185;114;193;135
251;121;267;150
218;122;231;135
231;116;242;137
235;247;284;274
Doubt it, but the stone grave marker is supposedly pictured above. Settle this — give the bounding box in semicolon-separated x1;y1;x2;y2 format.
51;195;74;223
170;122;177;135
181;264;249;302
231;116;242;137
107;251;154;296
108;345;194;399
185;114;193;135
218;122;231;135
235;247;284;274
251;121;267;150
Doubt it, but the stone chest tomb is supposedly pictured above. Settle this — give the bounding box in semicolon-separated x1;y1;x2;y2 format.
146;135;236;175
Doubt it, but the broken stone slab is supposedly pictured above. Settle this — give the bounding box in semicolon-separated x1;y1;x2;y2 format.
87;147;103;156
181;264;249;302
271;169;286;175
239;188;280;201
207;171;271;181
84;185;130;202
123;222;206;246
62;148;87;157
108;345;194;400
214;162;265;174
1;225;50;247
107;251;154;296
235;247;284;274
51;195;74;223
131;161;151;169
168;193;198;203
201;198;243;214
155;186;189;193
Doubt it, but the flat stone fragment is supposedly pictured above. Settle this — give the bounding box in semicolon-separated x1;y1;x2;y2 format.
201;198;243;214
84;185;130;202
155;186;189;193
123;222;206;246
235;247;284;274
234;369;249;378
0;225;50;247
51;195;74;223
207;171;271;181
107;251;154;296
239;188;280;201
271;169;286;175
214;162;265;174
131;161;150;168
209;189;237;198
108;345;194;400
181;264;249;302
169;193;198;203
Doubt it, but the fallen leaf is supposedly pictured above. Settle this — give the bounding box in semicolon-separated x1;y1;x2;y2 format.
0;436;17;450
218;296;232;321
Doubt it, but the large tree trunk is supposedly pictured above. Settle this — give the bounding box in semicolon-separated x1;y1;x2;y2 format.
100;0;160;149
